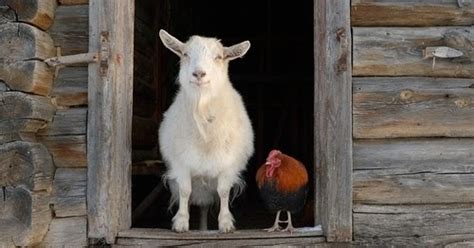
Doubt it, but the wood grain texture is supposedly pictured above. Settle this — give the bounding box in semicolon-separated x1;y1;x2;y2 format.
355;234;474;247
38;135;86;168
352;1;474;27
354;138;474;204
52;168;87;217
48;5;88;56
1;0;56;30
38;108;86;136
52;66;88;107
314;0;352;242
354;204;474;239
39;216;87;247
0;141;53;246
58;0;88;5
0;23;55;95
87;0;134;243
0;92;55;144
353;27;474;78
116;228;324;247
353;77;474;138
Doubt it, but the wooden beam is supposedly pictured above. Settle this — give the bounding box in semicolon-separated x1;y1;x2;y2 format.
314;0;352;242
58;0;88;5
354;138;474;204
0;92;56;143
48;5;88;56
354;204;474;240
87;0;134;243
38;135;86;168
1;0;56;30
52;168;87;217
355;234;474;247
0;141;54;246
52;66;88;107
40;216;88;247
38;108;87;136
0;23;55;95
352;1;474;27
353;27;474;78
353;77;474;138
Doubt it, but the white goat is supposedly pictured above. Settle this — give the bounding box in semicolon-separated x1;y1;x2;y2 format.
158;30;254;233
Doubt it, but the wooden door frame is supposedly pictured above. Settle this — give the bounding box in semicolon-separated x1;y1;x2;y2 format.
86;0;352;243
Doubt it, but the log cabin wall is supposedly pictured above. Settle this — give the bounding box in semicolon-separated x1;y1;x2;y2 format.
352;0;474;246
0;0;88;246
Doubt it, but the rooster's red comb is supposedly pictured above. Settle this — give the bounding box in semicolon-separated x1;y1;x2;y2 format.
267;150;282;160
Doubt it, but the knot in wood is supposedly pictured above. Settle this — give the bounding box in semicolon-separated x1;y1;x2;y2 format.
399;90;413;101
336;27;346;41
454;98;470;108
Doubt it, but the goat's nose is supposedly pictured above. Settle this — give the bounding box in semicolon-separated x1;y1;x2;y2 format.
192;70;206;79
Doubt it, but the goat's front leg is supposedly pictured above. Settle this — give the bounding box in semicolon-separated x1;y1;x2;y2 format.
217;173;236;233
172;174;192;232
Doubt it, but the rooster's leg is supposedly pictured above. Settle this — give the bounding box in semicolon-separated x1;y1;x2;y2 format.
264;210;282;232
281;211;295;233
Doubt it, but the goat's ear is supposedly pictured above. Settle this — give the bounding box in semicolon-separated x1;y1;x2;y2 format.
159;29;184;56
224;41;251;60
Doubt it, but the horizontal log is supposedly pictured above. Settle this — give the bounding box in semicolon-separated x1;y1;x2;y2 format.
58;0;88;5
38;135;86;168
0;141;53;246
353;77;474;138
39;216;87;247
353;27;474;78
0;23;55;95
38;108;86;136
52;168;87;217
1;0;56;30
352;1;474;27
355;233;474;247
0;189;52;246
0;92;56;143
0;141;54;191
354;139;474;205
48;5;88;56
354;204;474;239
52;66;87;106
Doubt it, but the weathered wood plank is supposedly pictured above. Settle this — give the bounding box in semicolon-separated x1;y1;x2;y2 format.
52;66;87;107
0;0;56;30
0;92;56;143
353;27;474;78
0;141;54;191
352;1;474;27
52;168;87;217
58;0;88;5
88;0;134;243
353;204;474;239
39;216;88;247
353;77;474;138
0;23;55;95
355;233;474;247
38;135;86;168
354;138;474;205
0;141;53;246
38;108;86;136
48;5;88;56
314;0;352;242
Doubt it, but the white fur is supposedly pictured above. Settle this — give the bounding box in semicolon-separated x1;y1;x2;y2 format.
158;30;254;233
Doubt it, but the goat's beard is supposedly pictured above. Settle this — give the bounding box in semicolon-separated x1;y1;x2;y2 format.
192;90;213;142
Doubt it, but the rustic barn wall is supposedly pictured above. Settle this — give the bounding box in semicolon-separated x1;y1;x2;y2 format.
0;0;87;246
352;0;474;246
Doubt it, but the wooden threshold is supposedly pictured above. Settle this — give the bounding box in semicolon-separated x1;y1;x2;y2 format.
115;226;324;246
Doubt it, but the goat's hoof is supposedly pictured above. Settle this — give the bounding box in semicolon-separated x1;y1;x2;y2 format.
172;214;189;232
218;216;235;233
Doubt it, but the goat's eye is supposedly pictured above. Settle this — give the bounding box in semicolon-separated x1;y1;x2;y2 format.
215;55;223;60
183;52;188;57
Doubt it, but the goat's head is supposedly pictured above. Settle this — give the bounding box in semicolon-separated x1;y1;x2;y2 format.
159;29;250;92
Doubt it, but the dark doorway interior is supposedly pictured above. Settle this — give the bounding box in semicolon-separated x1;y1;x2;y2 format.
131;0;314;230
